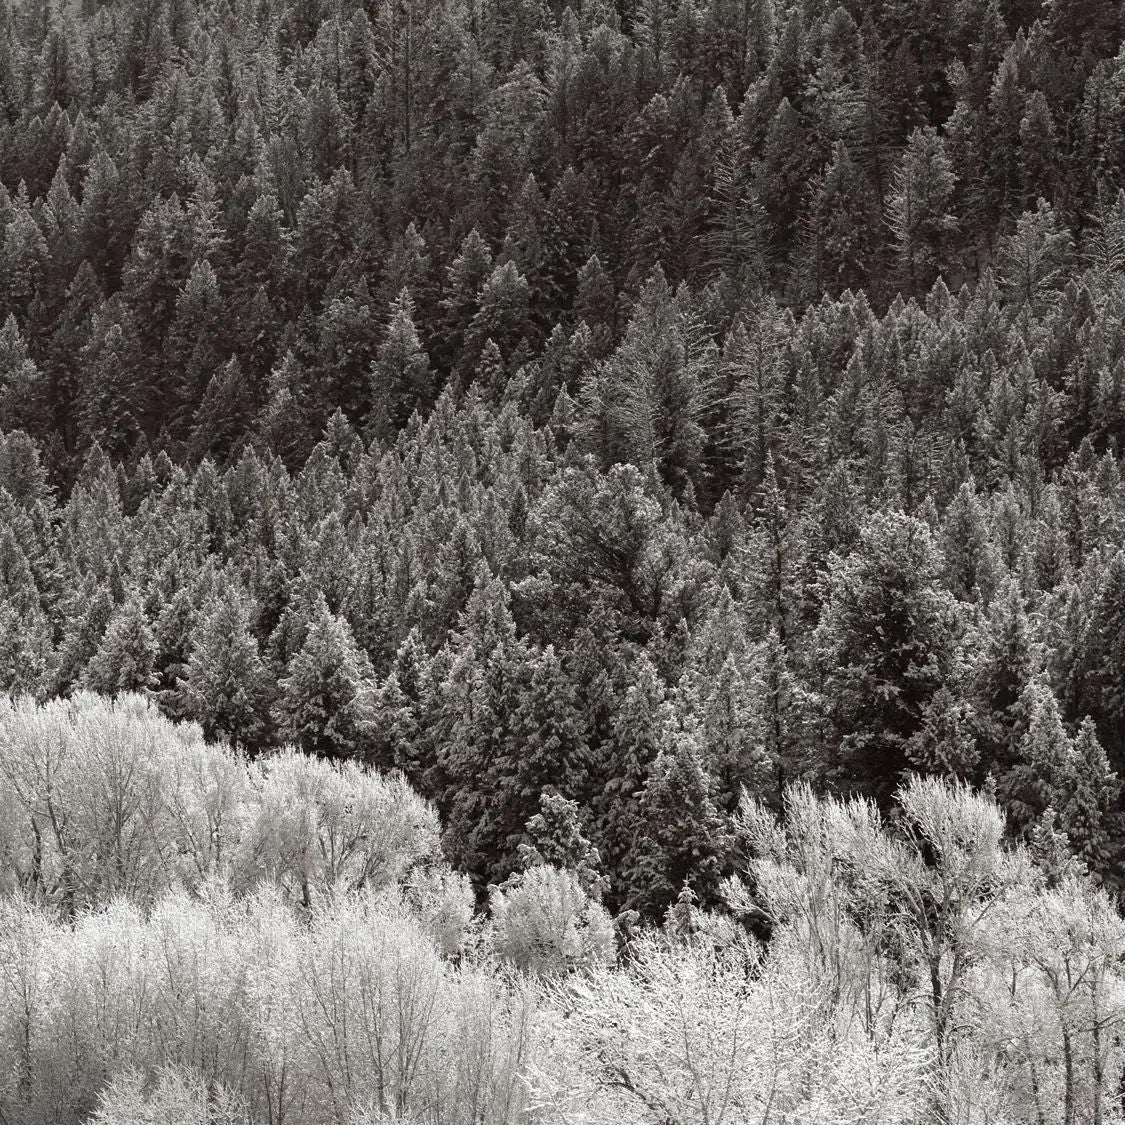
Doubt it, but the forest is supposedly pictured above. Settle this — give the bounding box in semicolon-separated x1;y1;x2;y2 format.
2;0;1125;1116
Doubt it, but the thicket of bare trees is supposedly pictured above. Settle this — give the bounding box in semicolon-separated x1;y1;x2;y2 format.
1;696;1124;1125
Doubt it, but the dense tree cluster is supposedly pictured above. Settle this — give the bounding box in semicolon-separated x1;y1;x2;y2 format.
0;0;1121;468
0;2;1105;431
4;0;1125;1116
0;698;1123;1125
2;0;1125;912
7;246;1125;908
0;0;1121;880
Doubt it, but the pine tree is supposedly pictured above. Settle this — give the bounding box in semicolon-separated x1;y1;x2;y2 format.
438;228;493;374
1003;679;1117;867
462;260;533;377
368;288;433;441
573;253;617;355
163;259;227;432
1008;677;1070;827
940;479;1001;603
0;594;51;697
54;578;115;694
692;652;772;811
176;583;275;752
800;142;879;299
81;591;158;697
426;580;533;885
714;302;790;497
630;723;729;918
908;685;980;778
996;199;1074;325
813;510;963;801
188;358;254;465
255;351;315;470
0;314;47;435
594;652;667;909
368;626;429;778
2;191;48;319
743;455;795;639
1065;717;1120;869
594;270;709;498
275;594;377;759
501;644;590;865
972;576;1040;775
887;127;958;296
313;288;381;423
518;790;606;898
750;628;809;805
1072;549;1125;767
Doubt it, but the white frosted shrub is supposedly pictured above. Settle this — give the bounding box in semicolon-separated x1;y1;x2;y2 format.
88;1064;248;1125
531;931;930;1125
489;865;615;976
0;890;538;1125
235;750;441;907
291;895;448;1120
402;867;476;957
0;694;442;911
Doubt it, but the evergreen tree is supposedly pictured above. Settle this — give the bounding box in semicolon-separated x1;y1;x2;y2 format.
501;643;591;864
54;579;115;694
813;511;963;801
518;790;606;898
940;479;1001;603
887;127;958;295
973;575;1040;776
1072;549;1125;767
177;584;275;752
1006;680;1118;867
691;652;773;811
462;260;534;376
81;591;157;697
996;199;1074;325
275;594;377;759
593;270;709;497
0;314;47;435
595;652;667;909
630;722;729;918
368;288;433;441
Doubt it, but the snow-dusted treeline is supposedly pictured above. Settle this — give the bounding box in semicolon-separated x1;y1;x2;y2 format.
0;696;1123;1124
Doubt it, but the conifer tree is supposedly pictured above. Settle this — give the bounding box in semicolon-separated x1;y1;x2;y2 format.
1005;679;1118;867
462;260;534;376
595;270;708;497
502;644;590;857
692;652;772;811
368;288;432;442
1066;717;1120;869
518;790;606;899
630;723;729;918
177;583;275;752
813;510;962;801
81;591;157;697
275;594;377;759
941;479;1001;604
1072;549;1125;767
53;578;115;694
996;199;1074;325
744;454;794;639
0;314;47;435
595;652;667;908
887;126;958;295
0;594;51;696
438;227;493;373
188;358;253;465
973;575;1040;777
